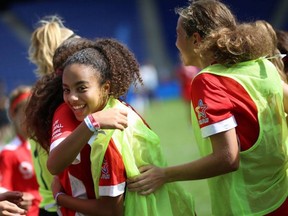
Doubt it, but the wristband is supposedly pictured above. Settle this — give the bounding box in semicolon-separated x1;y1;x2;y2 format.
88;114;100;130
54;192;65;205
84;114;100;132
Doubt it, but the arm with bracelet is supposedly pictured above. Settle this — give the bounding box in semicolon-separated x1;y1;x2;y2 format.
54;192;123;215
51;150;124;216
84;114;100;133
47;103;127;175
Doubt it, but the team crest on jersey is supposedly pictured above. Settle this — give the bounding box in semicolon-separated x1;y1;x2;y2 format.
195;99;209;125
101;158;110;180
19;161;33;179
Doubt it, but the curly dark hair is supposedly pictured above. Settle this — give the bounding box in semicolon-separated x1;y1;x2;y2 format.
25;37;142;151
25;73;62;151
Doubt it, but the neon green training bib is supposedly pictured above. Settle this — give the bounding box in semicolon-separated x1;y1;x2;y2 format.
90;98;195;216
191;58;288;215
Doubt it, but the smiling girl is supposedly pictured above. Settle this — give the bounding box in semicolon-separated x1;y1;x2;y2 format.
26;38;195;215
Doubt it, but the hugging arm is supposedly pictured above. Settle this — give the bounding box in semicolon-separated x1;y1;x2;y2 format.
52;176;123;216
47;108;128;175
128;128;239;194
56;194;124;216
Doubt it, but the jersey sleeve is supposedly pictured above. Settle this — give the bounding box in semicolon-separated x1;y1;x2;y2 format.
191;73;237;137
98;141;126;197
50;103;79;151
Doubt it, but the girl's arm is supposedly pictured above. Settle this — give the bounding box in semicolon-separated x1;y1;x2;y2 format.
56;193;124;216
127;128;239;194
0;191;23;204
47;108;127;175
52;175;124;216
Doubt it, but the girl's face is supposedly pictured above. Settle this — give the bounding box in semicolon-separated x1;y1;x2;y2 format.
175;17;203;68
11;103;27;138
62;63;110;121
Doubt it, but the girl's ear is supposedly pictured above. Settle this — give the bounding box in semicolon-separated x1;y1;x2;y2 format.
102;81;111;94
192;32;202;47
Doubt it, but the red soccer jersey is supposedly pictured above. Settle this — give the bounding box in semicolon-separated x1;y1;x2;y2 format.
191;73;259;151
0;136;41;216
51;103;126;216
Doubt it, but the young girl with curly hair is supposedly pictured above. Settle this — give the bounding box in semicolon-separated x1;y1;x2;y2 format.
26;37;195;215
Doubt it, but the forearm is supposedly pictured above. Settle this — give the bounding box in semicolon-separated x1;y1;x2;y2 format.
47;108;128;175
164;128;240;182
47;122;94;175
128;129;239;194
164;153;238;183
57;194;124;216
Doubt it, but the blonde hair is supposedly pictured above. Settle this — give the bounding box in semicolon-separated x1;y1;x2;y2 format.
28;15;75;77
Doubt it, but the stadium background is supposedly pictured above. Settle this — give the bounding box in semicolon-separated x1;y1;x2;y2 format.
0;0;287;96
0;1;287;215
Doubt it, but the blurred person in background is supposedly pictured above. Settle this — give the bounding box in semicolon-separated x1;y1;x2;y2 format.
0;85;41;215
0;80;14;149
139;61;159;103
260;24;287;84
276;29;288;125
176;64;199;123
28;15;78;215
276;30;288;78
129;60;159;115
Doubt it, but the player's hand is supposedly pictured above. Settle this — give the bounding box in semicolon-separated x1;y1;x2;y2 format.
19;192;34;210
0;200;26;215
127;165;166;195
91;108;128;130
